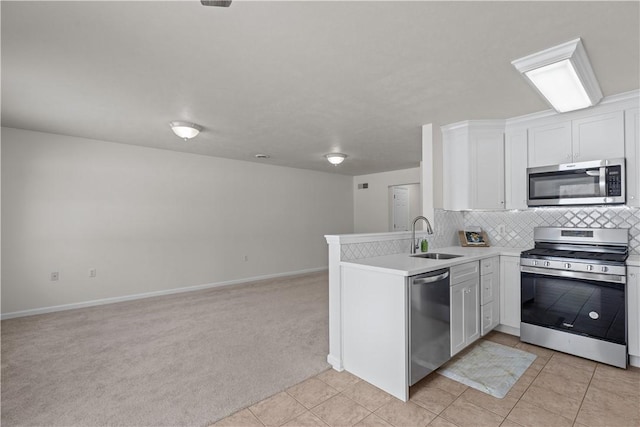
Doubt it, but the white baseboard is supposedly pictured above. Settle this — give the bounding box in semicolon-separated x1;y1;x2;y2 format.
1;267;328;320
630;355;640;368
327;354;344;371
495;324;520;337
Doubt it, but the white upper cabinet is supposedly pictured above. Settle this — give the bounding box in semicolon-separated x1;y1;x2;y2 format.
474;131;505;210
572;111;624;162
442;121;505;211
505;129;528;210
527;111;625;168
527;121;572;167
625;108;640;207
441;91;638;212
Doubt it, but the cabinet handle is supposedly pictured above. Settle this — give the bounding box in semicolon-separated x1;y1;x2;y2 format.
566;154;572;159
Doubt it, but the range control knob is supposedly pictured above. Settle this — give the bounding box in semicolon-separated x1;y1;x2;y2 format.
532;260;538;266
602;266;609;273
587;265;594;271
564;263;572;269
544;261;551;267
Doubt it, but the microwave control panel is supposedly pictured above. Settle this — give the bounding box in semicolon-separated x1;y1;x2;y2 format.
606;166;622;196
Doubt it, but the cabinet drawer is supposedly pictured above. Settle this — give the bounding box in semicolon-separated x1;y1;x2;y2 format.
481;272;497;305
451;261;479;285
480;256;499;275
481;299;499;336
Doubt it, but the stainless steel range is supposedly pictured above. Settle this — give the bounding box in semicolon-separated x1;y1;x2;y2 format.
520;227;629;368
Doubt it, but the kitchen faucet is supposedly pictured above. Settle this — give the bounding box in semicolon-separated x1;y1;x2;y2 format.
411;216;434;254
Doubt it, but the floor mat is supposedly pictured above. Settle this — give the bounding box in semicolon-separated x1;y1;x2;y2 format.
437;340;536;398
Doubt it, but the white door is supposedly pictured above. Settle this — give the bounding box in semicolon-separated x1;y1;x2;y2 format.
391;186;409;231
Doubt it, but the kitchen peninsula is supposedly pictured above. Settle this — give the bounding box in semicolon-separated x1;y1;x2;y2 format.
325;232;523;401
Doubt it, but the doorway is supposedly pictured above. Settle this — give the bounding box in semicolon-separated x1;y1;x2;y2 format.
389;183;421;232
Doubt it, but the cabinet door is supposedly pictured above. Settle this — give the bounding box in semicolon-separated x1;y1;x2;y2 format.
464;280;480;345
505;129;528;210
499;256;521;332
628;267;640;358
441;122;504;211
450;282;466;356
572;111;624;162
528;121;572;167
442;128;471;211
472;131;505;210
626;108;640;208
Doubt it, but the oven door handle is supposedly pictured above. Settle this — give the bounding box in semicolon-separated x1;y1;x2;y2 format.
520;265;626;284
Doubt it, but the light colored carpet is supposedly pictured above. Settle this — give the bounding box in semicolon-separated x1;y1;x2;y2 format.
1;271;330;426
437;340;536;398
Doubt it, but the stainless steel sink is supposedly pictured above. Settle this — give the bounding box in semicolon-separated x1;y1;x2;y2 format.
411;253;462;260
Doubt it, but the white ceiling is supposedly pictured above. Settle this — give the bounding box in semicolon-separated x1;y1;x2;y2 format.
2;1;639;176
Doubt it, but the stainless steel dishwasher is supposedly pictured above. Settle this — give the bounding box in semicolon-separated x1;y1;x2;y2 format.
409;268;451;386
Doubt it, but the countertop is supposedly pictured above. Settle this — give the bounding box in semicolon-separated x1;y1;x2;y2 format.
628;255;640;267
341;246;525;276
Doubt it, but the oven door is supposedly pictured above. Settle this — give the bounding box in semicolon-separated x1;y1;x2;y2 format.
521;269;626;345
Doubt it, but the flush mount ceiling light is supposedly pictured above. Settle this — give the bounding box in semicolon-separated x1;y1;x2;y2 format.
325;153;347;165
511;38;603;113
170;121;202;141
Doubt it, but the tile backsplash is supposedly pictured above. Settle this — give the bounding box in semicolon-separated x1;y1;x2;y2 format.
459;206;640;254
340;210;464;261
339;206;640;262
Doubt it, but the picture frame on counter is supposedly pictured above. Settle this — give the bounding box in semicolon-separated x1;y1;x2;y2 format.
458;230;490;247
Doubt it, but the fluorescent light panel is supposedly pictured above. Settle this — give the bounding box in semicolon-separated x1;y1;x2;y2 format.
512;38;602;113
525;60;592;113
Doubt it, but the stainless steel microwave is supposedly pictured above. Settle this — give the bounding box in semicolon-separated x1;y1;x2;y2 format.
527;158;625;207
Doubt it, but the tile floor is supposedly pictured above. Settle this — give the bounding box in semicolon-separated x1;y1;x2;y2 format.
212;332;640;427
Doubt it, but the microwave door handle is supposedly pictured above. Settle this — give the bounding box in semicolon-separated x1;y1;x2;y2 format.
599;167;607;196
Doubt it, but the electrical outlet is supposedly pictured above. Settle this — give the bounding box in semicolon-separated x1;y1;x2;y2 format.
243;255;249;262
498;224;507;236
89;268;97;278
51;272;59;281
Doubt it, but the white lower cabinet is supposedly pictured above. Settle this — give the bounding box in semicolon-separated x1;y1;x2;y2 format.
480;257;500;336
628;267;640;366
450;262;480;356
498;255;521;335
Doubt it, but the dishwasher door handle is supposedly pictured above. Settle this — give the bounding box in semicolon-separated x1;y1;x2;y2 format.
412;271;449;285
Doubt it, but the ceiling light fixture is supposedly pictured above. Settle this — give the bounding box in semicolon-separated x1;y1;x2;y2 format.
325;153;347;165
511;38;602;113
170;121;202;141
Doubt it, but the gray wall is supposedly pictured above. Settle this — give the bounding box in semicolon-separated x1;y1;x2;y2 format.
1;127;354;314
